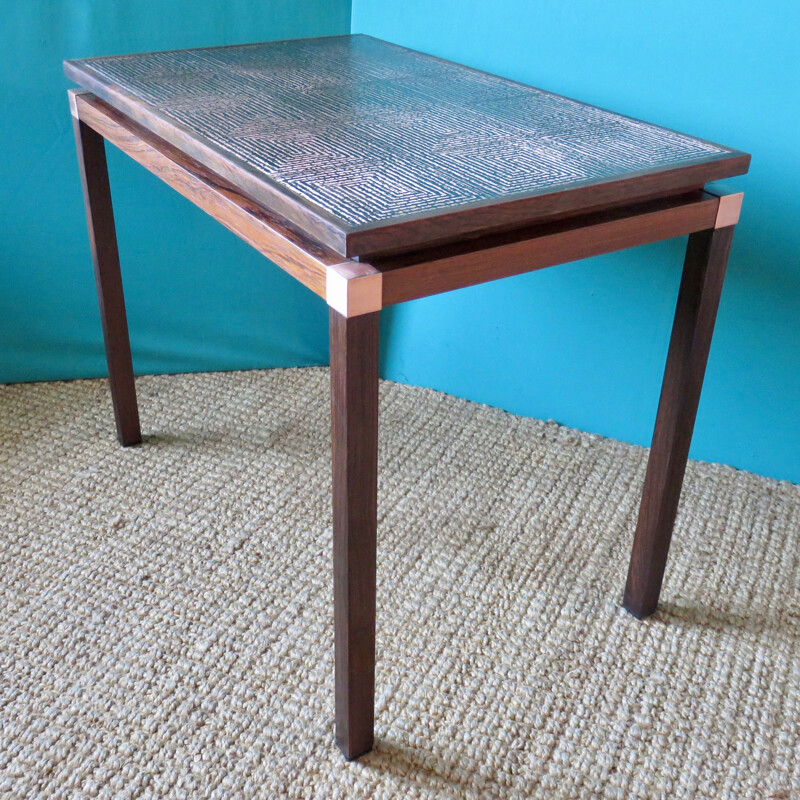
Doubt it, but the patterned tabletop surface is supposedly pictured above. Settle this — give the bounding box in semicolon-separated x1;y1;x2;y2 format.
66;35;746;246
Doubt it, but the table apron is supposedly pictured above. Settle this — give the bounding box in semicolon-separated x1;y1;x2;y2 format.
377;194;725;306
69;90;740;319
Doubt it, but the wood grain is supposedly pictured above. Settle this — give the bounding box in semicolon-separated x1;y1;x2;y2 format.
65;44;749;762
73;113;141;447
377;191;722;306
623;225;736;619
72;91;339;299
347;159;747;258
330;309;380;760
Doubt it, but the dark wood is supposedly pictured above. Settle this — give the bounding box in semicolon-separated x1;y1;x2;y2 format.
377;191;722;306
346;161;745;259
74;92;336;299
73;114;141;447
74;90;739;313
66;36;749;760
64;35;749;258
623;225;736;619
330;309;380;759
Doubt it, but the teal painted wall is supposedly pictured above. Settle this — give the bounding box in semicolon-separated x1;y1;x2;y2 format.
354;0;800;483
3;1;798;484
1;1;350;384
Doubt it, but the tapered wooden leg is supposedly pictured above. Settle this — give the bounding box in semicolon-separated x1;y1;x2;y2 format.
623;225;735;618
330;309;379;760
73;115;141;446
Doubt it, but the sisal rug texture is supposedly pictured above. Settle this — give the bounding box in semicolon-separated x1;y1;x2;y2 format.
1;367;798;799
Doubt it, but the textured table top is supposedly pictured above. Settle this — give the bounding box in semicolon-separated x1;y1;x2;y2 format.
65;35;749;257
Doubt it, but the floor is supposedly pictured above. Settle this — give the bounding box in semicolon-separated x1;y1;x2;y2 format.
1;367;798;799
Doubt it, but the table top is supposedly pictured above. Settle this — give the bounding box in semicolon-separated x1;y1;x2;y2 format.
65;35;749;258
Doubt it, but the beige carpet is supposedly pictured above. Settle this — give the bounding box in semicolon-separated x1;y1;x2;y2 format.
1;368;798;799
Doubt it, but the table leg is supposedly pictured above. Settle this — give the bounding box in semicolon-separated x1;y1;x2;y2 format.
623;225;736;619
330;309;379;759
73;116;141;447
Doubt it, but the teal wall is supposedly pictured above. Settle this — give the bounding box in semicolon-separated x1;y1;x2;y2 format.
1;1;350;384
3;2;799;483
354;0;800;483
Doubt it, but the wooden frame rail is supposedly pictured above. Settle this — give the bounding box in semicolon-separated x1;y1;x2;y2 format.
71;90;742;322
70;90;383;316
373;189;739;305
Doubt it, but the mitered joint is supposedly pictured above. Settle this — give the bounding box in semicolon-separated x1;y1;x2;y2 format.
68;88;93;118
326;263;382;317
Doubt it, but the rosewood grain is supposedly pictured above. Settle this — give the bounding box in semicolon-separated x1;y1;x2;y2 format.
345;159;748;258
72;91;338;300
73;113;141;447
64;68;351;256
330;309;380;759
623;225;736;619
377;192;722;306
65;38;750;761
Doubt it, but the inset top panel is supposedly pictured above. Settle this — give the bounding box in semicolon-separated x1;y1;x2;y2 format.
65;35;749;256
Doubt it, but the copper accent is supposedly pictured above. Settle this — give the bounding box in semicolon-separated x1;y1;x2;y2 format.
715;192;744;229
326;263;383;318
68;88;92;117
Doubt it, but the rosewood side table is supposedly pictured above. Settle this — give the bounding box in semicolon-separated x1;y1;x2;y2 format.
65;35;749;760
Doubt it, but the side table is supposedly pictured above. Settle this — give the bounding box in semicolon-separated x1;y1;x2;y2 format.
65;34;749;759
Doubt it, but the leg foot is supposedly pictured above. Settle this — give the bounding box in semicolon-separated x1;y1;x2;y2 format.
330;309;379;759
623;226;735;618
73;114;141;446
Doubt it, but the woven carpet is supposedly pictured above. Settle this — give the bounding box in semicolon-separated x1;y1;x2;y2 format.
1;367;798;799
